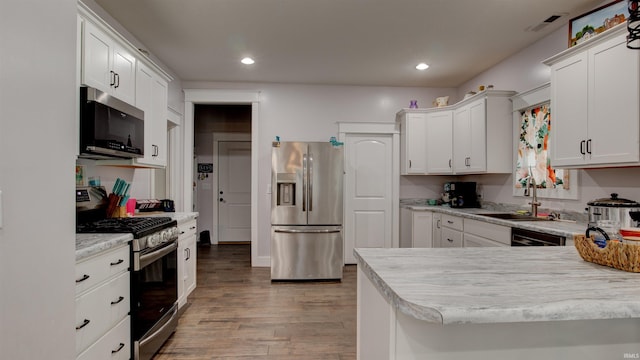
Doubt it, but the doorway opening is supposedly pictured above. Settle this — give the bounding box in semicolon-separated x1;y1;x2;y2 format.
194;104;252;245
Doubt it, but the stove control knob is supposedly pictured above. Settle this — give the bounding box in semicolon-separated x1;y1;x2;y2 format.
148;233;160;247
161;229;170;242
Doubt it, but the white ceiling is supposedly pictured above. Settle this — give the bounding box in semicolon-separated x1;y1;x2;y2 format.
92;0;603;87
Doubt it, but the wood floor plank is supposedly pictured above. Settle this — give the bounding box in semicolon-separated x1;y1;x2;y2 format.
153;244;356;359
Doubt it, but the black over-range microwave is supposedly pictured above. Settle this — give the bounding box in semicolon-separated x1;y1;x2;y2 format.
79;86;144;159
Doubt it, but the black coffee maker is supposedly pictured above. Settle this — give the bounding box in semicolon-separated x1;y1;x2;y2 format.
444;182;479;208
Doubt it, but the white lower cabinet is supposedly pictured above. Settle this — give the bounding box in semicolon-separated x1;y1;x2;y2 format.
75;245;130;358
77;316;130;360
432;213;442;248
427;213;510;248
463;219;511;247
178;218;198;309
400;209;433;248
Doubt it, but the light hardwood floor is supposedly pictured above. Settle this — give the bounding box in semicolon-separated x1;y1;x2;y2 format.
154;244;357;360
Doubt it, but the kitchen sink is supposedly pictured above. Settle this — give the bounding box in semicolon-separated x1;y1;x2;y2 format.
480;213;549;221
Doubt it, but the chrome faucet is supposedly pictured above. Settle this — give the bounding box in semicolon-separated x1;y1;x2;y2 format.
527;175;541;217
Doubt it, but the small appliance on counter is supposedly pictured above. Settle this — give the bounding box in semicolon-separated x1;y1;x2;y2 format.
585;193;640;245
443;182;480;208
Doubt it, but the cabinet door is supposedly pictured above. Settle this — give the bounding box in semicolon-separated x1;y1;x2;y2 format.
453;105;470;172
432;213;442;248
453;99;486;174
184;234;197;297
466;99;487;172
412;211;433;247
135;63;168;166
400;113;427;174
82;21;112;92
150;76;168;166
464;233;504;247
111;43;136;105
550;51;589;167
588;34;640;165
426;111;453;174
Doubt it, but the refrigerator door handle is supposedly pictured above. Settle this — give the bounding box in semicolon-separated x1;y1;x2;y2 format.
274;229;341;234
308;153;313;212
302;153;307;212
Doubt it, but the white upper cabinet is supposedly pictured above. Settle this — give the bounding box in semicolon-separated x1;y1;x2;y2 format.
82;21;135;104
78;3;173;168
135;62;168;167
397;90;514;175
546;25;640;168
426;111;453;174
453;98;486;173
399;113;428;174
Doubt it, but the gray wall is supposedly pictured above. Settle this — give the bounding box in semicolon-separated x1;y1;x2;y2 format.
1;1;77;358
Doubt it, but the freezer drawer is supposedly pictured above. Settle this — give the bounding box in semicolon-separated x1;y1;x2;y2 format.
271;226;343;280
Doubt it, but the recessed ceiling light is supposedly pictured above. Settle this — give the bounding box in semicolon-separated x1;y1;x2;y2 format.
416;63;429;70
241;57;255;65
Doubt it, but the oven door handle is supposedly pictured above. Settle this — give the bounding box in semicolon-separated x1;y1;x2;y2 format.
135;241;178;271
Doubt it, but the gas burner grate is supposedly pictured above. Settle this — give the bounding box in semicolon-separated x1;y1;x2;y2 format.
77;217;175;238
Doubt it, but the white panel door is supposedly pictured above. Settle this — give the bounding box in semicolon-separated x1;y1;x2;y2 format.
344;134;393;264
218;141;251;243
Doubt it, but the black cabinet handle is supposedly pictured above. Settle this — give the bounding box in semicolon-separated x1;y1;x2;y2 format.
580;140;586;155
448;159;452;168
110;296;125;305
114;73;120;88
586;139;592;154
110;70;115;86
409;160;412;168
447;238;454;242
76;319;90;330
111;343;125;354
110;259;124;266
76;274;90;283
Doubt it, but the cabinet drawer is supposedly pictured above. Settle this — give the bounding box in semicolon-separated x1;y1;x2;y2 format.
441;214;463;231
76;245;129;295
464;233;507;247
77;316;130;360
76;271;130;355
464;219;511;245
179;219;197;238
441;227;463;248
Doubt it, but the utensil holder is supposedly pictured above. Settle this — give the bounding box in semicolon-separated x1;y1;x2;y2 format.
574;234;640;272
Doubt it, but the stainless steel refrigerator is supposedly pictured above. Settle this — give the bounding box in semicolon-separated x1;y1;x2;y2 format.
271;141;344;280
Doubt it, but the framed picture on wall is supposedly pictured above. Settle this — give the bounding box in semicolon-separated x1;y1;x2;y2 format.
568;0;628;47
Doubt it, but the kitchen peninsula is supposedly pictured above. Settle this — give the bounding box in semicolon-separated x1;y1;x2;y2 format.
355;247;640;360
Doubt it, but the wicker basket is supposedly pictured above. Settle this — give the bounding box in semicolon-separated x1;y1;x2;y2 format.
574;234;640;272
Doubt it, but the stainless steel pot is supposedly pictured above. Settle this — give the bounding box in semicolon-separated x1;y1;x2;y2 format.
587;193;640;229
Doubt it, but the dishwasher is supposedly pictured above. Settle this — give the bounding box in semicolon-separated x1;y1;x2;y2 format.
511;228;566;246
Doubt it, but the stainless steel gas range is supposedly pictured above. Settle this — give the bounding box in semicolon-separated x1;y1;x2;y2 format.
76;186;180;360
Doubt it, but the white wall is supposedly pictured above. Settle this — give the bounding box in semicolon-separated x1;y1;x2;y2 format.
183;81;457;260
1;1;77;358
459;22;640;213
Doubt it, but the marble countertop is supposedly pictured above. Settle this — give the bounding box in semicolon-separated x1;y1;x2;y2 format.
402;204;586;239
76;233;132;262
354;247;640;325
75;212;199;262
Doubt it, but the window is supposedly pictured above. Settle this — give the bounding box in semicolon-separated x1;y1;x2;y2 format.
513;103;578;199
